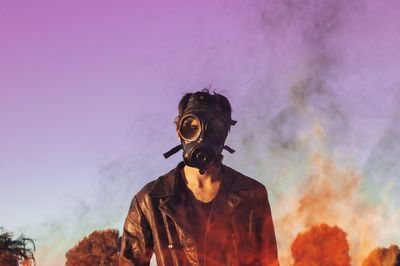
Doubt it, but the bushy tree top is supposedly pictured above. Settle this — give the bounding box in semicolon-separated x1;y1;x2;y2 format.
65;229;120;266
291;223;351;266
0;232;35;266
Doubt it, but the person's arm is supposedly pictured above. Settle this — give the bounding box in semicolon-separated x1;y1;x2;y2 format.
119;196;154;266
257;186;279;266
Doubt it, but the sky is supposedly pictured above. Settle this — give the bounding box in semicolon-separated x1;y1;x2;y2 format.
1;0;400;265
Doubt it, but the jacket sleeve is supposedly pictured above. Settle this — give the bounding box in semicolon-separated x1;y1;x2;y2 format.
258;186;279;266
119;196;154;266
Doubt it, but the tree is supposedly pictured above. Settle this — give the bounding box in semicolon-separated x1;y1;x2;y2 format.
362;245;400;266
291;223;351;266
65;229;120;266
0;232;35;266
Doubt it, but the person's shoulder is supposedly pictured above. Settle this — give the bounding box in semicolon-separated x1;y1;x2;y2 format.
136;179;157;197
223;164;268;193
134;165;178;200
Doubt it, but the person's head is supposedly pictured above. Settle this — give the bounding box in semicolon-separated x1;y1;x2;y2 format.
169;89;236;174
174;89;234;131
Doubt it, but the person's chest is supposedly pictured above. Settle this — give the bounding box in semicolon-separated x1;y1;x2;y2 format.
185;182;221;203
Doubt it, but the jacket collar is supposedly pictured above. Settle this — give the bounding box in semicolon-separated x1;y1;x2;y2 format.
148;162;183;198
148;161;260;225
149;161;256;198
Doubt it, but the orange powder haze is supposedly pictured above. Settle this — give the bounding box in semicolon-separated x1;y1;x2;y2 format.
275;152;383;264
270;117;400;266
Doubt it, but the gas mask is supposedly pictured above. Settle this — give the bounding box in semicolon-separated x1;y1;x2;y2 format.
163;93;236;174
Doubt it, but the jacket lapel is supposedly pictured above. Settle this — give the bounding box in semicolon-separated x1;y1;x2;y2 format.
210;166;242;224
150;163;194;234
159;194;193;235
149;163;199;264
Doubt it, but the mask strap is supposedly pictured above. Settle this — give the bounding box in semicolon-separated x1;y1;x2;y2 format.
223;145;235;153
163;145;182;159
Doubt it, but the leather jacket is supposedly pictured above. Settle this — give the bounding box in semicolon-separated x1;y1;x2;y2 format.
120;162;279;266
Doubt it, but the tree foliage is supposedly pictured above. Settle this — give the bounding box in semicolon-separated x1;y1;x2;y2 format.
291;223;351;266
362;245;400;266
65;229;120;266
0;232;35;266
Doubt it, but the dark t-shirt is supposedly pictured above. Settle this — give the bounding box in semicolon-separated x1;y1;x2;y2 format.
179;177;216;266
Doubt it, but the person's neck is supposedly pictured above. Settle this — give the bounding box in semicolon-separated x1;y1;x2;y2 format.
182;163;222;188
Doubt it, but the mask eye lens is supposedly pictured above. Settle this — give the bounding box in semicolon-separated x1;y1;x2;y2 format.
180;116;201;141
206;119;228;143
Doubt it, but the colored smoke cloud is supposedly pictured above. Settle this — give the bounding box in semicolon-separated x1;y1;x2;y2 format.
229;1;400;265
274;152;382;265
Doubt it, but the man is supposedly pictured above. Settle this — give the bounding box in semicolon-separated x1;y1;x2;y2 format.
120;90;279;266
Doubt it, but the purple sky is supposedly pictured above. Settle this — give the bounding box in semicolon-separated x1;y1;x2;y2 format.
1;1;400;265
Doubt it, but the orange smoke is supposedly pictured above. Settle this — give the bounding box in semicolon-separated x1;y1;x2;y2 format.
274;152;387;265
291;223;351;266
362;245;400;266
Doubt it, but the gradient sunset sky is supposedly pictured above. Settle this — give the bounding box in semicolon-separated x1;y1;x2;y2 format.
1;1;400;265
